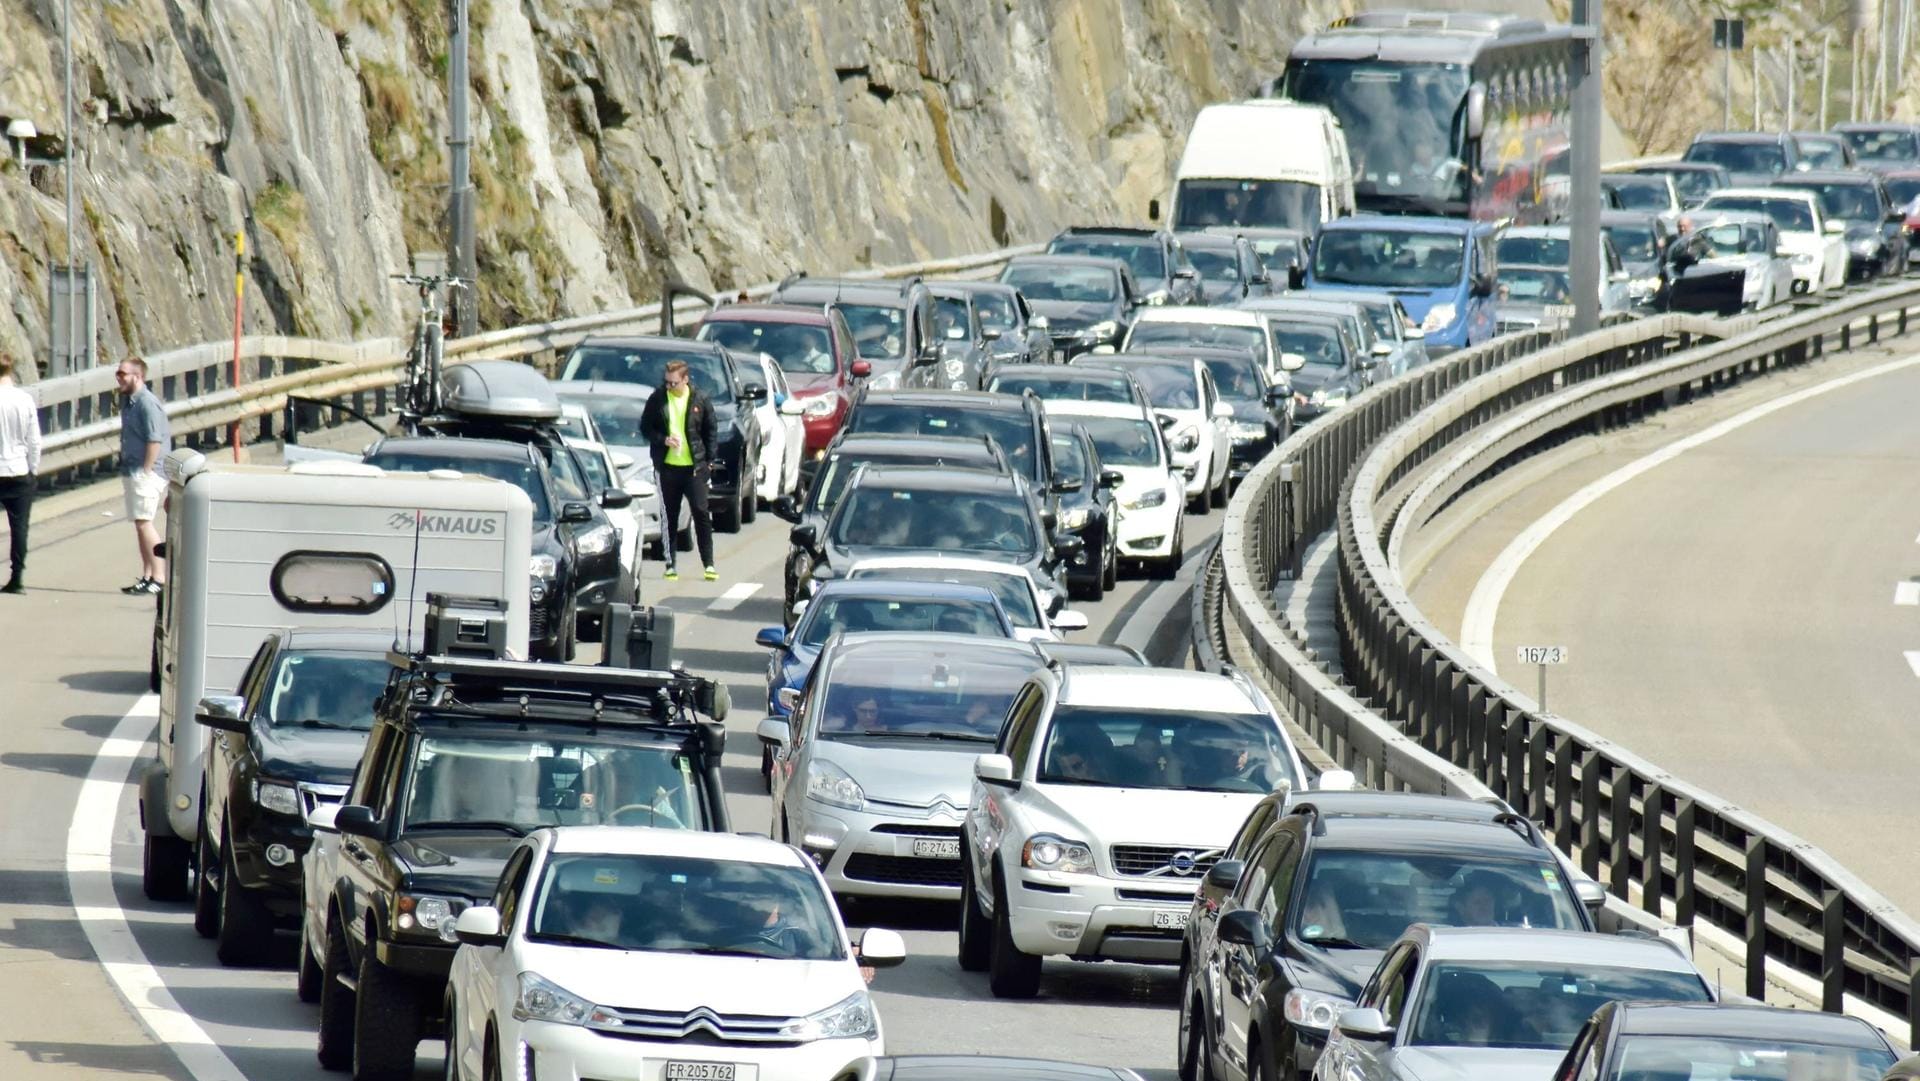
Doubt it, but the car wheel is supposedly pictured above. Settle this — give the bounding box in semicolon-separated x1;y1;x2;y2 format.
741;478;759;524
760;744;774;793
987;868;1041;998
215;832;275;967
715;489;744;534
297;918;324;1004
957;842;990;973
148;634;162;694
316;919;356;1070
192;819;220;939
1102;530;1119;591
1209;461;1229;509
1178;973;1211;1081
1152;527;1183;581
354;948;424;1081
142;832;191;902
482;1029;504;1081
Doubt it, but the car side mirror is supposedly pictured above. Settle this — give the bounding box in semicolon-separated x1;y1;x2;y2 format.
754;626;788;649
1336;1008;1395;1043
1205;859;1245;891
1609;269;1630;283
334;804;382;840
1051;609;1089;632
974;753;1017;786
1573;878;1609;913
1029;315;1051;332
1264;385;1290;407
773;495;801;522
453;906;506;948
1405;326;1426;340
776;687;802;713
778;397;808;416
1099;468;1124;490
1174;268;1199;282
1371;341;1393;357
600;488;633;509
1315;768;1358;791
307;802;341;831
610;451;635;470
857;928;907;969
740;382;769;403
789;523;819;549
1287;265;1306;290
1211;401;1234;419
1280;352;1306;373
1890;209;1908;224
1470;274;1495;298
850;360;873;378
1822;220;1844;235
1465;81;1487;139
1155;413;1177;430
982;328;1002;341
195;694;249;734
561;502;593;524
945;325;967;340
755;716;792;747
1053;535;1085;560
1216;908;1267;948
1773;246;1792;259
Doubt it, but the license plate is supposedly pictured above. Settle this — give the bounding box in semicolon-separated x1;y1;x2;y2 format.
663;1063;753;1081
911;838;961;859
1152;909;1190;930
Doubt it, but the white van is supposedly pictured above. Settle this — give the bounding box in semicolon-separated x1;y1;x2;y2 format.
139;449;535;900
1153;100;1357;233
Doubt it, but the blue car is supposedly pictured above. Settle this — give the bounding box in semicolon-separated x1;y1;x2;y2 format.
754;580;1016;787
1299;215;1499;357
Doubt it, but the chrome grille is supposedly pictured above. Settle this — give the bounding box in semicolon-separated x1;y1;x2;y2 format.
588;1005;801;1045
1109;844;1221;879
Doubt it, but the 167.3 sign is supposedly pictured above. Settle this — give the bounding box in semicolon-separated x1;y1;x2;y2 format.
1515;645;1568;666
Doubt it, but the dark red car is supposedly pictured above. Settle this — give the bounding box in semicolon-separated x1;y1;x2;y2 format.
694;304;870;477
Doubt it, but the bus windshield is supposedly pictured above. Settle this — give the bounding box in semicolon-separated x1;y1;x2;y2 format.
1282;59;1470;211
1174;179;1322;232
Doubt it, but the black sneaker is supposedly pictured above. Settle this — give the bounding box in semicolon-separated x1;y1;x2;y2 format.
121;577;153;595
0;578;20;594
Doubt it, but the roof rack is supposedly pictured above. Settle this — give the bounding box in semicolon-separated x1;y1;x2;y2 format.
379;649;726;728
1491;810;1548;849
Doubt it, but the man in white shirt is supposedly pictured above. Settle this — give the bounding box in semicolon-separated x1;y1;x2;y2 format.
0;352;42;593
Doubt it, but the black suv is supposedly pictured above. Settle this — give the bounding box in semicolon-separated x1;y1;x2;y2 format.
1047;422;1123;600
1181;791;1606;1081
998;253;1143;358
931;280;1056;366
769;275;940;390
843;388;1061;532
1046;225;1202;306
310;646;730;1078
192;629;392;966
778;432;1010;625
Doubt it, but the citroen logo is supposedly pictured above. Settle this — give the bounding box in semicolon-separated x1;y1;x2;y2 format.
1169;851;1198;876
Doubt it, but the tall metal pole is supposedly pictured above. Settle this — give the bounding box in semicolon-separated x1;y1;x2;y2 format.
446;0;477;337
1852;29;1861;122
1723;36;1733;130
1569;0;1602;337
1820;34;1831;130
1785;40;1796;131
1752;46;1761;129
63;0;78;372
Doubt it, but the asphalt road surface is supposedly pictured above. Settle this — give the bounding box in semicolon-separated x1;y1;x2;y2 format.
0;475;1221;1080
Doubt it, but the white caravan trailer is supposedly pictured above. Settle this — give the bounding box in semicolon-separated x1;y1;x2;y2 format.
1155;100;1358;233
138;448;534;899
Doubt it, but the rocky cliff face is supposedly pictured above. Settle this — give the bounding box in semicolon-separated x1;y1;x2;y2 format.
0;0;1348;379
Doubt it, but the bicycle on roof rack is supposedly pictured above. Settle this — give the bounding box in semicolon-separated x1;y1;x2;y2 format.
392;273;469;431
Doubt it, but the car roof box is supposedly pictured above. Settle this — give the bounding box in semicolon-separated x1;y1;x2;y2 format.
442;360;562;422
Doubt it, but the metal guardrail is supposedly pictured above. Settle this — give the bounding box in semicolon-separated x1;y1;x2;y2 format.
1209;281;1920;1039
28;243;1044;479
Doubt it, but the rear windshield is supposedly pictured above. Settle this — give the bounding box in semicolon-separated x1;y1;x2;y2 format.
1684;140;1787;175
367;449;551;522
990;370;1137;404
797;594;1008;646
259;651;389;730
1047;235;1166;283
561;346;734;404
848;566;1041;626
697;321;837;376
1292;850;1585;950
1000;263;1119;304
830;485;1037;556
846;404;1040;483
1128;322;1265;355
1703;195;1816;233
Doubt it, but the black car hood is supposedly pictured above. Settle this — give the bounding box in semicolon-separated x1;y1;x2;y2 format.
533;522;565;559
252;722;371;786
1843;221;1882;244
1287;365;1348;393
1288;943;1387;1000
393;833;521;899
1028;299;1119;333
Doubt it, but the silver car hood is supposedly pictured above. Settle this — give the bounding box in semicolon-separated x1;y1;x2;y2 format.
813;738;985;809
1391;1047;1565;1081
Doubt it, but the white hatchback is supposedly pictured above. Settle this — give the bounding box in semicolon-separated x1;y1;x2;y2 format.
445;827;905;1081
1041;400;1186;576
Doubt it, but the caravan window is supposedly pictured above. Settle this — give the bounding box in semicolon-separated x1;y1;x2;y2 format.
270;551;395;615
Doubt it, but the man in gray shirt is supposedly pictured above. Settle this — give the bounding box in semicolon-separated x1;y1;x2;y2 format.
116;356;170;595
0;351;40;593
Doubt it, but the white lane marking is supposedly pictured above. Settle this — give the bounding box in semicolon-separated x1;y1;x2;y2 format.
1906;652;1920;679
1462;351;1920;675
1895;582;1920;606
708;582;762;612
67;694;249;1081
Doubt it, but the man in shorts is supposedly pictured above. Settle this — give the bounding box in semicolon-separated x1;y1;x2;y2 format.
116;357;170;595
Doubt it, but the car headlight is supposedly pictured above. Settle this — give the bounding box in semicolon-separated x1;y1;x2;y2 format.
801;393;838;417
1060;507;1089;531
253;780;300;817
1126;488;1167;510
1084;320;1119;341
1021;832;1095;874
574;524;615;556
513;972;613;1026
806;760;866;811
396;893;467;942
1231;421;1267;443
1421;302;1457;333
778;990;878;1042
529;554;558;578
1173;426;1199;453
1283;987;1355;1032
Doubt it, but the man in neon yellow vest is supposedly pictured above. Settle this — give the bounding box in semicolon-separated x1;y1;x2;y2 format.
639;359;719;581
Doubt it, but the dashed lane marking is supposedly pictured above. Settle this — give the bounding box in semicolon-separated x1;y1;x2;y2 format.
708;582;762;612
1895;581;1920;606
1906;652;1920;679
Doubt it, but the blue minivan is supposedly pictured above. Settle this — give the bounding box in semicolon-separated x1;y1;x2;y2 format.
1297;215;1500;357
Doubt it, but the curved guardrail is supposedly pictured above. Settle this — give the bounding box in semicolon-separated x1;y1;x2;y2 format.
1209;283;1920;1039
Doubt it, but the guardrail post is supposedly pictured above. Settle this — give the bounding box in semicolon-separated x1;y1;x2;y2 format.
1529;725;1551;822
1553;734;1576;853
1579;751;1603;880
1745;836;1767;1002
1640;783;1664;916
1820;889;1845;1013
1608;766;1632;897
1504;710;1527;810
1909;962;1920;1049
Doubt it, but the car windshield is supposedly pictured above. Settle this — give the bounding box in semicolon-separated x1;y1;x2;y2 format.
366;449;551;523
1695;222;1767;258
527;853;842;960
1249;235;1305;266
1273;325;1345;369
1408;960;1708;1050
697;321;837;376
815;646;1036;740
1603;224;1660;262
835;303;906;361
1073;415;1164;467
1658;168;1721;202
991;370;1135;404
569;444;611;489
1035;705;1298;792
1841;128;1919;162
402;735;710;832
1312;229;1465;289
560;346;734;404
797;593;1008;647
258;651;389;730
972;291;1019;332
1129;322;1265;355
1705;195;1816;233
1685;140;1787;174
1111;364;1198;409
1603;179;1672;211
1050;431;1090;484
1048;235;1166;283
1499;267;1573;303
1197;356;1265;402
1279;59;1470;211
1291;851;1585;951
1779;182;1882;222
1797;138;1851;169
1185;247;1244;283
1353;302;1402;340
810;450;997;516
558;394;649;449
1610;1036;1896;1081
830;486;1037;555
1886;177;1920;206
848;566;1041;626
1001;263;1120;304
1498;235;1571;266
1175;179;1322;232
846;404;1040;482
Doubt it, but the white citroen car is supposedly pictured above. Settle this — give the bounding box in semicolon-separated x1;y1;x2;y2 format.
1042;400;1185;578
445;826;904;1081
842;554;1088;642
959;665;1309;998
1698;187;1849;295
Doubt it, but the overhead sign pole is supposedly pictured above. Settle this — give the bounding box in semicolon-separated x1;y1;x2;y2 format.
1714;17;1745;131
1569;0;1603;336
